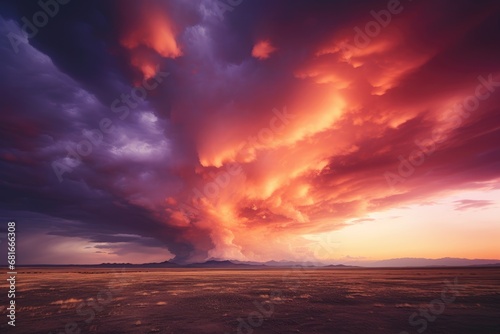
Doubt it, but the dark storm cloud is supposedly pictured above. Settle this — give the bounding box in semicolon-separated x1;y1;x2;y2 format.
0;8;196;263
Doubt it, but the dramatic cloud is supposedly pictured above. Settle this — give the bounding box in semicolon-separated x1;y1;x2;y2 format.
0;0;499;264
118;0;183;80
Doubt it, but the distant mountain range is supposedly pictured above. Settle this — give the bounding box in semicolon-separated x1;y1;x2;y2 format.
19;257;500;268
344;257;500;268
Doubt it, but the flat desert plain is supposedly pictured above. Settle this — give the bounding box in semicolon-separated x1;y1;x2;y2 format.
1;268;499;333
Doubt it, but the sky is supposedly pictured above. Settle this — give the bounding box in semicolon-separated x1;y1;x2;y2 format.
0;0;499;265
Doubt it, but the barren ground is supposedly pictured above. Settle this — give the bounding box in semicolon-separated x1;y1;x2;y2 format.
1;268;499;333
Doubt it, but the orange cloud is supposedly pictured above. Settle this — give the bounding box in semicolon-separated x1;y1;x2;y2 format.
119;2;182;79
251;40;277;59
114;0;500;263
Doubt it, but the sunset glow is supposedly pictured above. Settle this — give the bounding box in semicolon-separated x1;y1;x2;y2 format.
1;0;499;266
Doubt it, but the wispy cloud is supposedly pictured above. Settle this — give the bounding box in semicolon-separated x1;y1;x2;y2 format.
454;199;494;211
